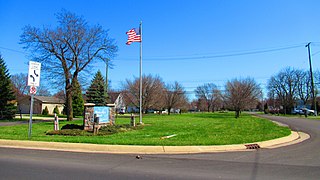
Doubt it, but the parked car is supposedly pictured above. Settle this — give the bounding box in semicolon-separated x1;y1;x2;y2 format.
302;108;315;115
117;108;125;115
292;109;304;115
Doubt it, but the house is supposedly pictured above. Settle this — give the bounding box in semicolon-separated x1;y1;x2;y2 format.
18;96;65;115
108;92;126;114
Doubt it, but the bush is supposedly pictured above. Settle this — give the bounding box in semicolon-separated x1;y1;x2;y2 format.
53;106;60;115
61;124;83;130
98;124;143;135
46;124;143;136
42;106;49;115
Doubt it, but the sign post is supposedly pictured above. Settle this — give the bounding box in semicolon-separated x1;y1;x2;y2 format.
28;86;36;139
27;61;41;139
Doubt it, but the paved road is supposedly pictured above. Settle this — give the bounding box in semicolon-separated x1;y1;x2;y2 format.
0;115;319;179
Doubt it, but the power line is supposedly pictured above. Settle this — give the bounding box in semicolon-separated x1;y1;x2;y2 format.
0;43;314;62
115;44;305;61
312;50;320;56
0;46;27;54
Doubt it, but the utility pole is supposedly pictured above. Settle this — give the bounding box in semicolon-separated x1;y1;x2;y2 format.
306;42;317;116
105;58;109;95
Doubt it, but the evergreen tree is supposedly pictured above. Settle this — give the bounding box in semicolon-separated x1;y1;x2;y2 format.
86;70;107;106
42;106;49;115
72;79;84;117
0;55;16;119
53;105;60;115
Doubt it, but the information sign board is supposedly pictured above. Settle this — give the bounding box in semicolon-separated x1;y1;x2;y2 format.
94;106;110;123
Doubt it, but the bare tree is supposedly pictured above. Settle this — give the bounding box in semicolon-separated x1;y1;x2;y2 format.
296;70;312;106
11;73;28;97
267;67;299;114
312;70;320;100
20;10;117;120
224;78;262;118
36;86;52;96
123;74;165;113
53;90;65;101
195;83;222;112
163;81;188;115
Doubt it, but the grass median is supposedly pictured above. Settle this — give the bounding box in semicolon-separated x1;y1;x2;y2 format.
0;112;291;146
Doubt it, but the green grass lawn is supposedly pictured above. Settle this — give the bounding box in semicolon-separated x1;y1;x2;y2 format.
0;112;291;146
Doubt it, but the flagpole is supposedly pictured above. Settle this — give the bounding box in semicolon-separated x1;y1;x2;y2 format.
139;21;143;124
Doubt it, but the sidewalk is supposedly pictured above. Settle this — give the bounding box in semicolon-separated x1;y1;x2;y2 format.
0;131;309;154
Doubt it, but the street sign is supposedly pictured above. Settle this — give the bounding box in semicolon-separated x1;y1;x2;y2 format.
27;61;41;87
29;86;37;94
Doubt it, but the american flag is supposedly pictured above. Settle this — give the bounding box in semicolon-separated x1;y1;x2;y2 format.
126;28;141;45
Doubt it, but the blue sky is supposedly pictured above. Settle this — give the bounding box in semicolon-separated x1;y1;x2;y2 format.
1;0;320;99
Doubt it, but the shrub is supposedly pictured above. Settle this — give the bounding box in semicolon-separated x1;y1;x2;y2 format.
42;106;49;115
46;124;143;136
98;124;144;135
61;124;83;130
53;106;60;115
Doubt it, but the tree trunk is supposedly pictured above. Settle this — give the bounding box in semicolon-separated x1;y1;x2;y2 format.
65;81;73;121
168;107;171;115
235;110;240;118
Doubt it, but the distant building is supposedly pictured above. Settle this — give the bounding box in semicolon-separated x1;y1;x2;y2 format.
18;96;65;114
108;92;126;114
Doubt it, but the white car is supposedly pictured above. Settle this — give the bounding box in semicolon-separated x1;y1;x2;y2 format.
302;108;315;115
292;109;303;115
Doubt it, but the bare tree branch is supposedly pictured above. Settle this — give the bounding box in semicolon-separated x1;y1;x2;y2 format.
20;10;117;120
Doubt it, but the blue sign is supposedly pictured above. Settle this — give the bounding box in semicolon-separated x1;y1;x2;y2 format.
94;106;110;123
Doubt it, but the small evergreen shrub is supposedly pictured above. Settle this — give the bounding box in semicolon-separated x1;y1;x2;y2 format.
42;106;49;115
53;105;60;115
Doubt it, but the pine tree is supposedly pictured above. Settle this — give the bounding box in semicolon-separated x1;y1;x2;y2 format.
53;105;60;115
72;79;84;117
86;70;107;106
0;55;16;119
42;106;49;115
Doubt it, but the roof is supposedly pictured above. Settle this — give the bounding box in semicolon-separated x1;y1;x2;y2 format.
108;92;121;103
34;96;65;104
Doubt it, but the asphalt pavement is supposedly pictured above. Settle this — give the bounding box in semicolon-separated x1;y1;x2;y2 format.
0;114;319;179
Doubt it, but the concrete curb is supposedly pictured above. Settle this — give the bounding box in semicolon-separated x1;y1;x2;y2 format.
0;131;309;154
